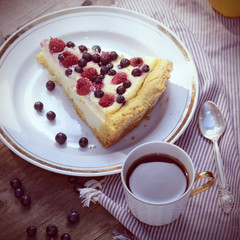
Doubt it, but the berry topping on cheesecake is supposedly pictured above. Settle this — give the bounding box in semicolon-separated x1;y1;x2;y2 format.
37;37;173;147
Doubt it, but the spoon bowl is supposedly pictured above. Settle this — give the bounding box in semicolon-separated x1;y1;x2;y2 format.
199;101;226;141
199;101;234;214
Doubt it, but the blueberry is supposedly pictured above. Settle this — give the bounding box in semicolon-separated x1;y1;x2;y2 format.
108;69;116;76
21;194;31;207
132;68;142;77
46;111;56;121
123;80;131;88
82;0;92;6
78;58;87;67
65;68;72;77
10;178;22;189
100;54;111;65
66;41;75;48
58;54;65;61
120;58;130;68
46;224;58;237
142;64;150;72
26;226;37;237
82;52;92;62
95;75;104;84
55;133;67;145
15;188;24;198
92;53;100;63
79;45;87;52
100;66;109;75
46;81;55;91
34;101;43;112
73;182;85;193
116;95;125;104
109;51;118;61
68;176;78;184
117;86;126;95
106;62;113;69
94;89;104;98
75;66;83;73
67;211;80;224
61;233;71;240
79;137;88;148
92;45;101;54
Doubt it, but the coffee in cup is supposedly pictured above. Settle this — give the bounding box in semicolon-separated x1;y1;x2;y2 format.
121;141;215;226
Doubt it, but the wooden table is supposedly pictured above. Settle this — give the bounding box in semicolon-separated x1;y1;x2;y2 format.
0;0;133;239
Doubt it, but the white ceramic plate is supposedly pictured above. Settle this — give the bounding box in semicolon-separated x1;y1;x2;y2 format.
0;6;198;176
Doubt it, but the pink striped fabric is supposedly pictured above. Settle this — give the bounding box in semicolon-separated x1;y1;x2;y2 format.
97;1;240;239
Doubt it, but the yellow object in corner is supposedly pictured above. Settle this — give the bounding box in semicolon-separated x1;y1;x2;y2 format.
208;0;240;17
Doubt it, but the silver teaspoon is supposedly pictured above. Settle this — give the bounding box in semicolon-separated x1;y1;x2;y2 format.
199;101;234;214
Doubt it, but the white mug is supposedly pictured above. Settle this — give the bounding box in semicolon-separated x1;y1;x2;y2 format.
121;141;215;226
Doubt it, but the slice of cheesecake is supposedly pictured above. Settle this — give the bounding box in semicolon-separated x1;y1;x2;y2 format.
37;38;173;147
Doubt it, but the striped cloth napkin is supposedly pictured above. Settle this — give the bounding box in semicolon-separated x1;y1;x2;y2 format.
79;0;240;239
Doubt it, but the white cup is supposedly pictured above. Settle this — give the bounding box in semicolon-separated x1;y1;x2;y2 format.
121;141;215;226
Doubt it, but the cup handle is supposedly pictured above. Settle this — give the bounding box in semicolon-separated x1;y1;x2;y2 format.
190;171;215;198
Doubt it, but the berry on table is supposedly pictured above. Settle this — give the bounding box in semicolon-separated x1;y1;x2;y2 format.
21;194;31;207
61;233;71;240
46;224;58;237
26;226;37;237
73;182;85;193
15;188;24;198
67;211;80;224
10;177;22;189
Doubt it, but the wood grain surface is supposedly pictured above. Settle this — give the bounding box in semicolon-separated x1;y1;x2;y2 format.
0;0;133;239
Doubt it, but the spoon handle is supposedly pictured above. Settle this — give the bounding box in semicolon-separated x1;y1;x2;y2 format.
213;141;234;214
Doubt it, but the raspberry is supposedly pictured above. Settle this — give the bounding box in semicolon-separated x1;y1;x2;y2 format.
99;94;115;108
81;68;98;81
92;82;104;90
76;78;92;95
101;51;110;57
130;57;143;67
111;72;128;84
49;38;65;53
62;51;78;68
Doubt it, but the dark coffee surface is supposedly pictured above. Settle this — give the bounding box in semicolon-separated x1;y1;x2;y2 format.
126;154;189;203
